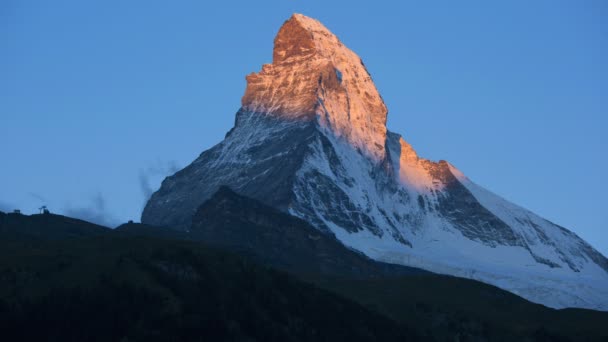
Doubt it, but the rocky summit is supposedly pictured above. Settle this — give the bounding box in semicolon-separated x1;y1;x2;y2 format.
242;14;388;161
142;14;608;310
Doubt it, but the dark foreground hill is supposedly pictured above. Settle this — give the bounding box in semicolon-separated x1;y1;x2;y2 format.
1;203;608;341
0;214;413;341
0;209;108;240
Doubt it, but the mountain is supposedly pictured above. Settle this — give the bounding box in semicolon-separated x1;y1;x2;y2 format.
142;13;608;310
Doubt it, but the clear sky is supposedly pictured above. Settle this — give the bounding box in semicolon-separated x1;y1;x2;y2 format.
1;0;606;255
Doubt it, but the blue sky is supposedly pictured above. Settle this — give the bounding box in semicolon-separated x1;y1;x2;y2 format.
1;0;606;255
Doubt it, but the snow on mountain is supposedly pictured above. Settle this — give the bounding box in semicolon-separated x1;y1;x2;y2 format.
142;14;608;310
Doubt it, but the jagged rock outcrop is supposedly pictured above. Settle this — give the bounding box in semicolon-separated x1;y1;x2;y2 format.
142;14;608;310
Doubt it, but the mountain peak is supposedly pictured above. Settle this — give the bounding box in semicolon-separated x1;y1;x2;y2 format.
272;14;340;63
242;14;388;161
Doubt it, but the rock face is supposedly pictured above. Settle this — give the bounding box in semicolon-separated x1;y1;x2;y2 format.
142;14;608;310
242;14;388;161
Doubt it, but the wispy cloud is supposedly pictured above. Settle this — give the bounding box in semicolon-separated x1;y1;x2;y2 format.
139;159;180;205
63;192;119;228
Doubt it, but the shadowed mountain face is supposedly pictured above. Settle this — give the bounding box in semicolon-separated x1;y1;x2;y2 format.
191;186;427;278
142;13;608;310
